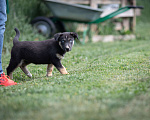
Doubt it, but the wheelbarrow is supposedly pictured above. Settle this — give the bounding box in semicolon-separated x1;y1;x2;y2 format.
31;0;143;43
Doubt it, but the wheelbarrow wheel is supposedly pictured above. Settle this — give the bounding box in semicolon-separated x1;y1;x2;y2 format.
51;18;66;32
31;16;56;37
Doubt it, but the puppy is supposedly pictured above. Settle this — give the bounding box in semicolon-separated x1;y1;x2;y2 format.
7;28;78;79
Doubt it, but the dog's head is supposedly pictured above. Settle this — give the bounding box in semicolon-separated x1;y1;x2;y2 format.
54;32;79;52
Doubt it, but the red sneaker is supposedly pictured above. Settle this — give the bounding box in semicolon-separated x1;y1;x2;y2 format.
0;73;18;87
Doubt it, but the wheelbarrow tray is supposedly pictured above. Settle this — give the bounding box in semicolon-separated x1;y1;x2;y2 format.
44;0;103;22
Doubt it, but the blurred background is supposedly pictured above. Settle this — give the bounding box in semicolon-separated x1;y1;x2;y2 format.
3;0;150;54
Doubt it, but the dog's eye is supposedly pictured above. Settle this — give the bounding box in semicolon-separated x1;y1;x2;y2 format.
61;40;65;43
70;40;73;43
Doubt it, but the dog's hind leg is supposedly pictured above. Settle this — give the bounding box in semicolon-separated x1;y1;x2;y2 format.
46;64;54;77
7;59;23;79
20;62;32;78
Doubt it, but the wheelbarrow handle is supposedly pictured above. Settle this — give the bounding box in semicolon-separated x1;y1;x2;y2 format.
127;6;144;9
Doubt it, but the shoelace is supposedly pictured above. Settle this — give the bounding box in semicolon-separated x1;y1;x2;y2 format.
0;73;9;82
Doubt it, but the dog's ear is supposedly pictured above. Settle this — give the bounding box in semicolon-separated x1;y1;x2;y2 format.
70;32;79;40
54;33;63;41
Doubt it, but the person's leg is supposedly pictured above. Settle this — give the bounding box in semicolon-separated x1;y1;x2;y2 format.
0;0;18;86
0;0;7;74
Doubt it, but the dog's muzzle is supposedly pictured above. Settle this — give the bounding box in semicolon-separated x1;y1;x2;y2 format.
65;45;70;52
66;48;69;52
65;47;70;52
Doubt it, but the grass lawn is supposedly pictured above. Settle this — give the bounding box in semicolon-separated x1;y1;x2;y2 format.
0;39;150;120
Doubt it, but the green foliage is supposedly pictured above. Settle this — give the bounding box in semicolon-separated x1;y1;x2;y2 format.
137;0;150;22
3;0;48;53
135;0;150;40
136;22;150;40
97;20;119;35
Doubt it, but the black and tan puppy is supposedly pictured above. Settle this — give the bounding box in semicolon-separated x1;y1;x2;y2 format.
7;28;78;79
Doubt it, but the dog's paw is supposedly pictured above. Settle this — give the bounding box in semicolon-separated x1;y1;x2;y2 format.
64;72;69;75
26;73;32;78
46;73;52;77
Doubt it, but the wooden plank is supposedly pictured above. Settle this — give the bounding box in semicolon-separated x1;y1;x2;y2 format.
92;35;136;43
59;0;90;4
90;0;98;8
121;0;128;7
115;9;141;18
59;0;89;4
96;0;121;4
60;0;121;5
132;0;136;32
114;22;122;30
76;24;88;32
122;18;130;31
101;9;140;18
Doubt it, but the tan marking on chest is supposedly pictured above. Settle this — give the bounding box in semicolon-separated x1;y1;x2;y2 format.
56;53;64;59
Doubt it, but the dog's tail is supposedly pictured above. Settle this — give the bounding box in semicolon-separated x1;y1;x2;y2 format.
13;28;20;45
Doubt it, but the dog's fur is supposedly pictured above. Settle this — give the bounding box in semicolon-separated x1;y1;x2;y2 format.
7;28;78;79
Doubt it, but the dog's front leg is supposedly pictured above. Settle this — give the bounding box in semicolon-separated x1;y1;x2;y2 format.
46;64;54;77
58;65;69;75
53;60;69;75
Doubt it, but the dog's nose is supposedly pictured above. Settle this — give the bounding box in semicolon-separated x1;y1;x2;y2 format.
65;48;70;52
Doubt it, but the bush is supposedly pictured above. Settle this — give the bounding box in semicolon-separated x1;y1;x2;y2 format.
4;0;49;53
137;0;150;22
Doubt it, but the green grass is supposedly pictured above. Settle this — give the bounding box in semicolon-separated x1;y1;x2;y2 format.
0;38;150;120
1;0;150;119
